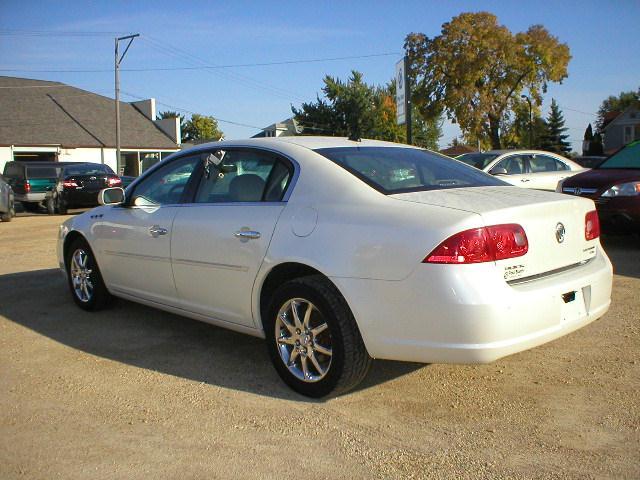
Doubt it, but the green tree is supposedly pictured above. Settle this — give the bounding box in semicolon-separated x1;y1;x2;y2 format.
182;114;224;142
405;12;571;149
540;99;571;154
292;71;406;142
501;101;546;149
595;89;640;132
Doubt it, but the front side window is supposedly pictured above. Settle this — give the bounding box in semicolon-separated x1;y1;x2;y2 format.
194;149;291;203
315;147;505;194
131;155;201;206
494;155;527;175
456;153;499;169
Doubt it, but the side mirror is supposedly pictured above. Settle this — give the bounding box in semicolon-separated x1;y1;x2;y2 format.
490;167;508;175
98;187;125;205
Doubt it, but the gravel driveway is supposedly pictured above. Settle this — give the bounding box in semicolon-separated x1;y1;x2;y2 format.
1;214;638;479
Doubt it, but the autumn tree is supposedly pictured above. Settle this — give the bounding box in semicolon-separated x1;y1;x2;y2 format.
540;99;571;155
182;114;224;142
405;12;571;149
595;89;640;132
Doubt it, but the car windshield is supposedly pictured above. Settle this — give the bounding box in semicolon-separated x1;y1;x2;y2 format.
455;153;500;169
597;141;640;169
26;166;60;178
315;147;506;194
64;164;114;176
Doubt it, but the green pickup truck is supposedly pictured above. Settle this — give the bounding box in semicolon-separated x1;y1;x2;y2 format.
3;161;72;212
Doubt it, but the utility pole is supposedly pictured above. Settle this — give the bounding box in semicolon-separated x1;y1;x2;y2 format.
521;94;533;149
115;33;139;176
404;54;412;145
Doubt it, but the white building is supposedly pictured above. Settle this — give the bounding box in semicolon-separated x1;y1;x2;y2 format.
0;76;181;176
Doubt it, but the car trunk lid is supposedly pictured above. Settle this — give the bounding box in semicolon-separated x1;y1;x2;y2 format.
391;186;598;281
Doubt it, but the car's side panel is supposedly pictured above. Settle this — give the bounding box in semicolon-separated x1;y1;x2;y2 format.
171;203;285;327
90;205;180;305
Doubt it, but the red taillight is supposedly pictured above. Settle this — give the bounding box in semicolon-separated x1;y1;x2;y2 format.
424;224;528;264
62;180;78;188
107;176;122;187
24;180;31;193
585;210;600;240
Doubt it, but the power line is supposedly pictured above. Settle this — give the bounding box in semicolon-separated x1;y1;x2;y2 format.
0;52;400;74
0;29;125;37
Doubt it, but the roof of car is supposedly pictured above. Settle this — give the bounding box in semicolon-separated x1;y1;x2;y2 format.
194;136;416;152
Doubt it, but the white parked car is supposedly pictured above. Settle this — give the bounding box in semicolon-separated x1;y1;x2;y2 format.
456;150;586;191
57;137;612;397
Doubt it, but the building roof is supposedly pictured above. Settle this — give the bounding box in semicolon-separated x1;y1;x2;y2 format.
439;144;477;156
0;76;179;149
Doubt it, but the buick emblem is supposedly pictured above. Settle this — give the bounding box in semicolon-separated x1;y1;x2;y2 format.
575;188;581;195
555;223;566;243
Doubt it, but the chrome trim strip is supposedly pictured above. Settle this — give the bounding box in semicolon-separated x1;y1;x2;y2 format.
103;250;170;263
507;258;595;286
172;258;248;272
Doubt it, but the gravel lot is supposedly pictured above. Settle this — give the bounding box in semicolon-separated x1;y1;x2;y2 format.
0;213;638;479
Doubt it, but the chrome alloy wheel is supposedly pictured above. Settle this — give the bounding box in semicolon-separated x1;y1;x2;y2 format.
70;248;93;303
275;298;332;383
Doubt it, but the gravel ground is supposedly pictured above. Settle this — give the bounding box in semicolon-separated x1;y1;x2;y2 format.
0;213;638;479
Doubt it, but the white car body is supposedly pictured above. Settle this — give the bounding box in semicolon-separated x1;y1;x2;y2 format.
457;150;587;191
57;138;612;370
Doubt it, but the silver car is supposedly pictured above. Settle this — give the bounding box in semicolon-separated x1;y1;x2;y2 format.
0;174;15;222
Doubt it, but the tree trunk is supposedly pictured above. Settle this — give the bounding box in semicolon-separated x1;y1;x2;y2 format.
489;115;501;149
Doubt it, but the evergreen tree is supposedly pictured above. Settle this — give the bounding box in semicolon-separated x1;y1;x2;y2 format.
540;99;571;154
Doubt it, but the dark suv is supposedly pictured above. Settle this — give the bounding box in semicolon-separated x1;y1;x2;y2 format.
47;162;121;214
2;161;70;212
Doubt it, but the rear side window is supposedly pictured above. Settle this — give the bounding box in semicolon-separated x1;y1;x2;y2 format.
64;164;113;176
26;166;58;179
529;155;568;172
315;147;506;194
4;163;24;179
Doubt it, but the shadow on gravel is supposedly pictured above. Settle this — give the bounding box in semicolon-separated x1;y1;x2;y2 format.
601;234;640;280
0;268;422;401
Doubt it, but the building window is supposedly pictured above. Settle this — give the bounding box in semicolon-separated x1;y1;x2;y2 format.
623;125;634;145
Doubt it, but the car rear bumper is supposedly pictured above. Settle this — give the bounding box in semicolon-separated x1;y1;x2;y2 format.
15;192;46;203
332;246;613;364
62;189;102;207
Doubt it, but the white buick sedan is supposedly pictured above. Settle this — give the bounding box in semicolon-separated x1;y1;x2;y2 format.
456;150;586;191
57;137;612;397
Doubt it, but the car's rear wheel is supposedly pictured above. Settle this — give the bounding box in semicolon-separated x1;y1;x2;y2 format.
66;237;113;311
265;275;371;397
46;196;56;215
0;198;13;222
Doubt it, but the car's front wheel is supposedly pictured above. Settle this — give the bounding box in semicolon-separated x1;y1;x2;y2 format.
265;275;371;397
66;237;113;311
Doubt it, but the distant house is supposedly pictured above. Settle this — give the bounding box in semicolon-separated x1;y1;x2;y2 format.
0;76;181;176
602;104;640;154
252;117;300;138
439;144;477;157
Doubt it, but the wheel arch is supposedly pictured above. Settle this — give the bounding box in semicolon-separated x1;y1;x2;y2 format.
62;230;88;268
257;262;351;333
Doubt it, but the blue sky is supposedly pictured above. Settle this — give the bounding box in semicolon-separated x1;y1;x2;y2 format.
1;0;639;151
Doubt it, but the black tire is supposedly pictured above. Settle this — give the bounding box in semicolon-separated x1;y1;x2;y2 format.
46;196;56;215
264;275;371;397
56;194;68;215
22;202;40;212
0;199;12;222
65;237;113;311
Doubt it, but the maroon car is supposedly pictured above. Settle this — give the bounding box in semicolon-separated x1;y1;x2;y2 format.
559;140;640;233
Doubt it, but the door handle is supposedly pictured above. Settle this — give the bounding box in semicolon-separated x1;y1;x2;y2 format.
149;225;168;237
520;179;530;182
234;230;261;240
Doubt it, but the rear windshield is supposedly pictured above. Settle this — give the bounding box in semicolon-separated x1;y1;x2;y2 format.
315;147;506;194
26;166;60;179
456;153;500;169
598;141;640;169
64;164;114;176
